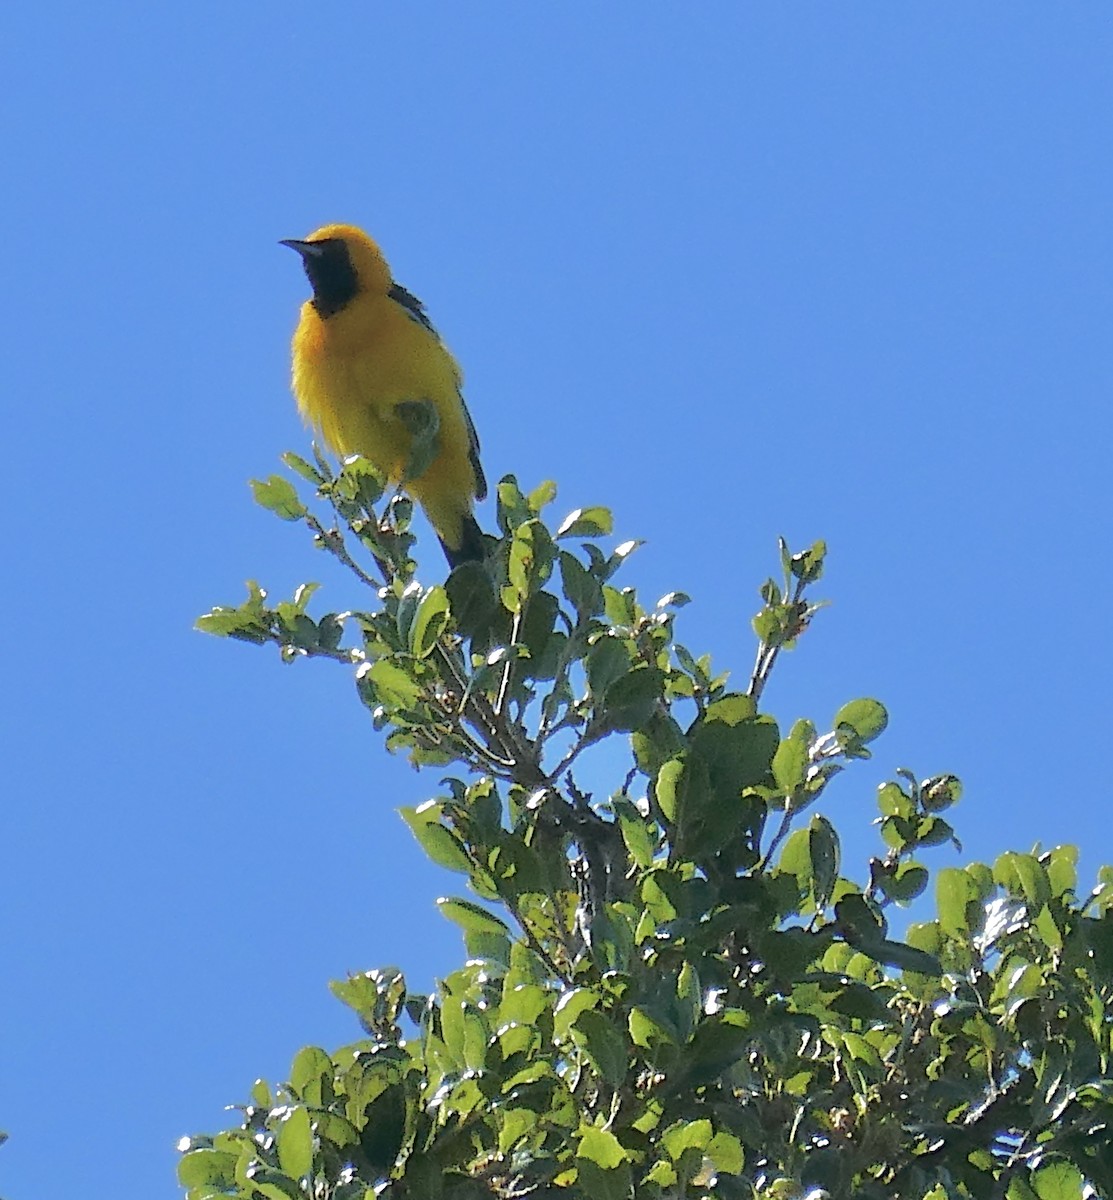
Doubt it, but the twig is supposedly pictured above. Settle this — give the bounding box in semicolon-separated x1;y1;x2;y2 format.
495;607;523;717
501;891;569;985
289;643;366;666
758;803;795;872
746;574;809;705
305;513;386;591
548;724;604;783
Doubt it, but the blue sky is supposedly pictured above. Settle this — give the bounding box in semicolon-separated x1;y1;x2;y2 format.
4;5;1113;1196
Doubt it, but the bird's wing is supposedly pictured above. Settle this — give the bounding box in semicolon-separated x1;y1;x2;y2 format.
462;395;487;500
389;281;487;501
389;282;438;334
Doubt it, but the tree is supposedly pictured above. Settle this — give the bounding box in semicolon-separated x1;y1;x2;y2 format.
187;451;1113;1200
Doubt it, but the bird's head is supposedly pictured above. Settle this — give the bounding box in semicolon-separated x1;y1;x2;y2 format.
281;224;391;317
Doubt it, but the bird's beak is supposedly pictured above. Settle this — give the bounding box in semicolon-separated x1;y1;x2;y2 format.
280;238;324;258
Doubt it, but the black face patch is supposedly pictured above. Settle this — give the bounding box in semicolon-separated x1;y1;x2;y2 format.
299;239;359;317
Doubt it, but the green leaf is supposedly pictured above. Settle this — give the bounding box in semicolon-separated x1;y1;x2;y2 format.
437;897;511;938
628;1005;677;1055
495;475;529;530
399;803;472;874
880;862;929;904
677;1014;752;1087
586;636;632;698
276;1106;313;1179
701;693;756;725
289;1046;333;1107
706;1130;744;1175
410;585;451;658
599;666;663;732
833;698;888;744
527;479;558;511
603;585;638;627
646;1159;678;1187
195;606;272;644
773;719;812;791
329;967;406;1027
359;1083;408;1174
689;699;778;802
1044;845;1078;899
251;475;307;521
966;861;995;898
994;851;1051;912
662;1118;712;1160
655;753;711;828
936;867;977;937
557;506;614;539
778;828;814;899
576;1128;632;1200
360;659;424;711
498;1107;539;1156
445;560;498;641
504;521;555;614
876;781;914;819
244;1165;303;1200
501;983;548;1026
756;927;829;979
177;1149;237;1189
577;1162;634;1200
921;773;962;812
675;961;700;1038
394;580;422;645
789;539;826;583
1031;1160;1085;1199
916;816;957;848
631;710;686;777
857;938;941;976
554;987;600;1038
314;1111;359;1151
824;979;891;1021
504;529;533;614
316;613;345;651
1007;1178;1041;1200
834;893;885;946
576;1125;627;1170
606;539;641;573
519;588;561;677
571;1009;628;1087
615;796;656;869
281;450;326;484
809;815;840;910
196;580;273;643
905;921;942;956
339;454;386;509
560;549;604;617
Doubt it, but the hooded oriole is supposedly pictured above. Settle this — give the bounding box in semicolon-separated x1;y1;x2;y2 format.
282;224;487;566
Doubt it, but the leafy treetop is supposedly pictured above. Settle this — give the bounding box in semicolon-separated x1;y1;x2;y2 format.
188;452;1113;1200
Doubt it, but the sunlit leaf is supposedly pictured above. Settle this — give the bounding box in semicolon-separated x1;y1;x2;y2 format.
833;698;888;744
251;475;307;521
557;506;614;539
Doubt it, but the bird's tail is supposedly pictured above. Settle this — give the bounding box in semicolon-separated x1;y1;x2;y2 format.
441;513;488;569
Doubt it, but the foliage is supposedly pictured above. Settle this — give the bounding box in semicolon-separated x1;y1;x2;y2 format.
190;453;1113;1200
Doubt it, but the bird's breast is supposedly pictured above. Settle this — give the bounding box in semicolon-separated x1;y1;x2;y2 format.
290;300;463;482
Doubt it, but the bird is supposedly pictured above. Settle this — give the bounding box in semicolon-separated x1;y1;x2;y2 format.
282;223;487;567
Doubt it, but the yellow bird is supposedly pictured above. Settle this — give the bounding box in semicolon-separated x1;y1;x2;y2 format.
282;223;487;566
